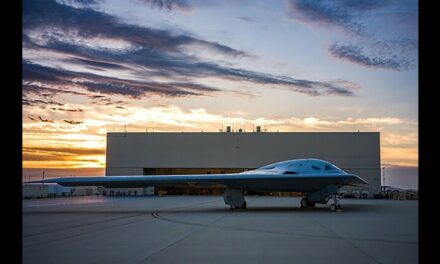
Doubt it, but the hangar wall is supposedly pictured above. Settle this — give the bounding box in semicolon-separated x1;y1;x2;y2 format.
105;132;381;196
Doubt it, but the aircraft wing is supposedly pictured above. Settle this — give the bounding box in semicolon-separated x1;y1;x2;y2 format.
31;174;242;188
29;172;368;192
341;174;369;186
31;173;286;188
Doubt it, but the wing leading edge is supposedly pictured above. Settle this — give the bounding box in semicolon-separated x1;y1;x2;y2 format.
30;172;368;192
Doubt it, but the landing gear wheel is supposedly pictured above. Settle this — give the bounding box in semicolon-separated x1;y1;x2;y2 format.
300;198;308;208
241;201;247;209
330;204;337;212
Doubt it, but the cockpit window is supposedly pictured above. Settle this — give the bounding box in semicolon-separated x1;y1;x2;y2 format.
324;164;338;171
259;166;275;170
311;165;321;171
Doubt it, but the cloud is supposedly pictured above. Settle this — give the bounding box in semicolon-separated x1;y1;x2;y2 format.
90;95;105;99
23;44;357;97
84;104;409;132
328;43;410;71
237;16;254;22
23;146;105;156
23;0;359;97
22;61;220;98
63;120;84;125
77;80;211;97
287;0;391;35
51;107;83;112
287;0;417;71
89;97;125;105
23;0;244;57
23;97;64;107
63;57;127;70
138;0;193;12
23;102;417;168
57;0;100;8
37;116;54;123
23;82;91;98
23;147;105;163
381;132;418;148
179;39;256;59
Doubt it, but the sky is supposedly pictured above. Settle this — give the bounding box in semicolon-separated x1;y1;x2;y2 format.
22;0;418;189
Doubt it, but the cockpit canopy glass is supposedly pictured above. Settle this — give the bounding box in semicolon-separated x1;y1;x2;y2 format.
312;165;322;170
258;159;344;174
323;163;342;173
259;166;275;170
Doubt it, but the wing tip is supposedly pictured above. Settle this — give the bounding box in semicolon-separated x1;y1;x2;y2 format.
347;174;369;186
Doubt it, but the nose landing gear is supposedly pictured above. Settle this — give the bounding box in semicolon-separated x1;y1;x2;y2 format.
300;187;342;212
329;194;342;212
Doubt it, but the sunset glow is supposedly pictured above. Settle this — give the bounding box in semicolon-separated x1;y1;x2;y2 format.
23;0;418;188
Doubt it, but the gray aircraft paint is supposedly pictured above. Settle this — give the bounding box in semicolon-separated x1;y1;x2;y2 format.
32;159;367;192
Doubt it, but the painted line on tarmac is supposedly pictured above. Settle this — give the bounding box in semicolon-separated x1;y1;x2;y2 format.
152;207;417;246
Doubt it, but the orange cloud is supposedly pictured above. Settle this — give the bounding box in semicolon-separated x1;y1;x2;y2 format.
23;105;417;170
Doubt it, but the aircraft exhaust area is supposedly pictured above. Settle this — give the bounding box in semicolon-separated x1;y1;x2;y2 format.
23;195;417;264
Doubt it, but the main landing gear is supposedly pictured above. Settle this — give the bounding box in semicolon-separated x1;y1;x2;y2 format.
223;189;247;210
300;197;316;208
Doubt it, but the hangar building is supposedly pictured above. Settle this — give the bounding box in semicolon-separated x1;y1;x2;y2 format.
105;131;381;197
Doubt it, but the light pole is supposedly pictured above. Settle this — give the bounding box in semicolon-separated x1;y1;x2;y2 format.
381;166;386;195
